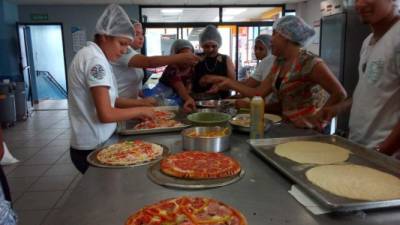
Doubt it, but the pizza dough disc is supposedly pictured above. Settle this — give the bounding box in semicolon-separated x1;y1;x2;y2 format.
275;141;350;164
306;164;400;201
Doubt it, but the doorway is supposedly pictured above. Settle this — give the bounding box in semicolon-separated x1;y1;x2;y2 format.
17;23;68;110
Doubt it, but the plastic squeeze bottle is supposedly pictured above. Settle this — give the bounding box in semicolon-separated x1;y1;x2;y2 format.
250;96;265;139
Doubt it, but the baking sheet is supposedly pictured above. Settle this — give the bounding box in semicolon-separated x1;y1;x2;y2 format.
248;135;400;211
118;106;190;135
87;144;169;169
147;161;245;189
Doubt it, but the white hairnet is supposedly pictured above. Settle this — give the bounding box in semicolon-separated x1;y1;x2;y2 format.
273;15;315;47
170;39;194;55
199;25;222;47
95;4;135;40
255;34;272;51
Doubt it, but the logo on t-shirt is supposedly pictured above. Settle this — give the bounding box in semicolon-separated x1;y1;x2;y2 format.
366;60;384;84
90;64;105;80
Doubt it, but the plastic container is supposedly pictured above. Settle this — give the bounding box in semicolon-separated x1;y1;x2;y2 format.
250;96;265;139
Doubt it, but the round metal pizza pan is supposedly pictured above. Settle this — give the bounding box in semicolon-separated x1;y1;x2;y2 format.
147;161;245;189
86;143;169;169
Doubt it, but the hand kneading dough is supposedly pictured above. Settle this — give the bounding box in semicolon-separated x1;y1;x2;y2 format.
275;141;350;164
306;164;400;201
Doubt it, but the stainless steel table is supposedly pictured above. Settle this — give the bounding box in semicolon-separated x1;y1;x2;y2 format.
44;124;400;225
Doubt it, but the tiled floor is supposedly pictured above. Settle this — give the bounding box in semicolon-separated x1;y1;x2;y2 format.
34;99;69;111
2;109;81;225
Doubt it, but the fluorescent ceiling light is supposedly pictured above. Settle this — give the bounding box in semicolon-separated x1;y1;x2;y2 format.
224;8;247;15
161;9;183;15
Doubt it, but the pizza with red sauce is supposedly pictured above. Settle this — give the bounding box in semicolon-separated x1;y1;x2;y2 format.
125;196;247;225
160;151;241;179
96;140;163;166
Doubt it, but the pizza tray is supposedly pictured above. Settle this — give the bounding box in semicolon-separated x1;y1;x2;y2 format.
117;106;190;135
87;144;169;169
229;114;274;133
248;135;400;212
147;161;245;189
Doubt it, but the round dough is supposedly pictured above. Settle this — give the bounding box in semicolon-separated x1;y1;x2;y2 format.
275;141;350;164
306;164;400;201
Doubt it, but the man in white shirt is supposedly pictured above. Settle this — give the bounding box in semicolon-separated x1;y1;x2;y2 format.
318;0;400;155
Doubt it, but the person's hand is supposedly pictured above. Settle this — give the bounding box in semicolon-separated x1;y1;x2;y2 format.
206;85;220;94
176;53;200;66
314;106;338;124
183;97;196;113
143;97;158;106
199;75;226;86
292;115;328;133
135;107;155;120
235;99;250;109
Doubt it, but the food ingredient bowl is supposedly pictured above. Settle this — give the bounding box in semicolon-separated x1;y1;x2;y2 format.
187;112;232;126
182;126;231;152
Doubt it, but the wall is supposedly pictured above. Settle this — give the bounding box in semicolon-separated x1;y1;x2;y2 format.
0;0;20;80
18;4;140;73
287;0;323;55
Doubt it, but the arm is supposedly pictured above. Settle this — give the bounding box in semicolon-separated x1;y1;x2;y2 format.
90;86;154;123
378;121;400;155
240;77;261;88
128;53;199;68
225;56;236;81
309;62;348;107
115;97;157;108
171;81;196;112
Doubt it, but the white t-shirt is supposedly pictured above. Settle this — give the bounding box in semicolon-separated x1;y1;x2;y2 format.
112;47;144;98
68;41;118;150
349;21;400;149
250;55;275;81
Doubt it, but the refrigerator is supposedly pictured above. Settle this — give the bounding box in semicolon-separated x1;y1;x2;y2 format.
319;9;370;134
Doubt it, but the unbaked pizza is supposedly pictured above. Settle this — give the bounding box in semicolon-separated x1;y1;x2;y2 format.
96;140;163;166
134;118;185;130
155;110;175;120
125;196;247;225
160;151;241;179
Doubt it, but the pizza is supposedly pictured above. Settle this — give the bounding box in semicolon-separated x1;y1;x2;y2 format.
160;151;241;179
125;196;248;225
96;140;163;166
134;118;185;130
155;110;175;120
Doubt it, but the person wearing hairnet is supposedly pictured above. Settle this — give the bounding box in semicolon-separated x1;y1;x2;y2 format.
157;39;197;112
111;19;153;104
235;34;279;112
68;4;155;174
203;16;347;131
112;21;199;101
192;25;236;98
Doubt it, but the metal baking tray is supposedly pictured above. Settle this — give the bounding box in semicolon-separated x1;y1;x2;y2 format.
248;135;400;211
118;106;190;135
147;161;245;189
87;143;169;169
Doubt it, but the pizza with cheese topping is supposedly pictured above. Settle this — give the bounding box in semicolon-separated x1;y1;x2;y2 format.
160;151;241;179
96;140;163;166
125;196;247;225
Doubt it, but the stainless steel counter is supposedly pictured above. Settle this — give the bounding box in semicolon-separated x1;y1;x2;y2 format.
44;124;400;225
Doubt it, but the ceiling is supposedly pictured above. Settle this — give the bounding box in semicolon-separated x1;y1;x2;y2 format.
8;0;304;5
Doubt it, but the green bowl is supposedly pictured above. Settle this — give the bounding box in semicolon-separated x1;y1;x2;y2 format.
187;112;232;125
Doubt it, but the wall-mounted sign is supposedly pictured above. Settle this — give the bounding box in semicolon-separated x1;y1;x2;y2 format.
30;13;48;21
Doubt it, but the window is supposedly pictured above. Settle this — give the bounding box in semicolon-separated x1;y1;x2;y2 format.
142;7;219;23
222;7;283;22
